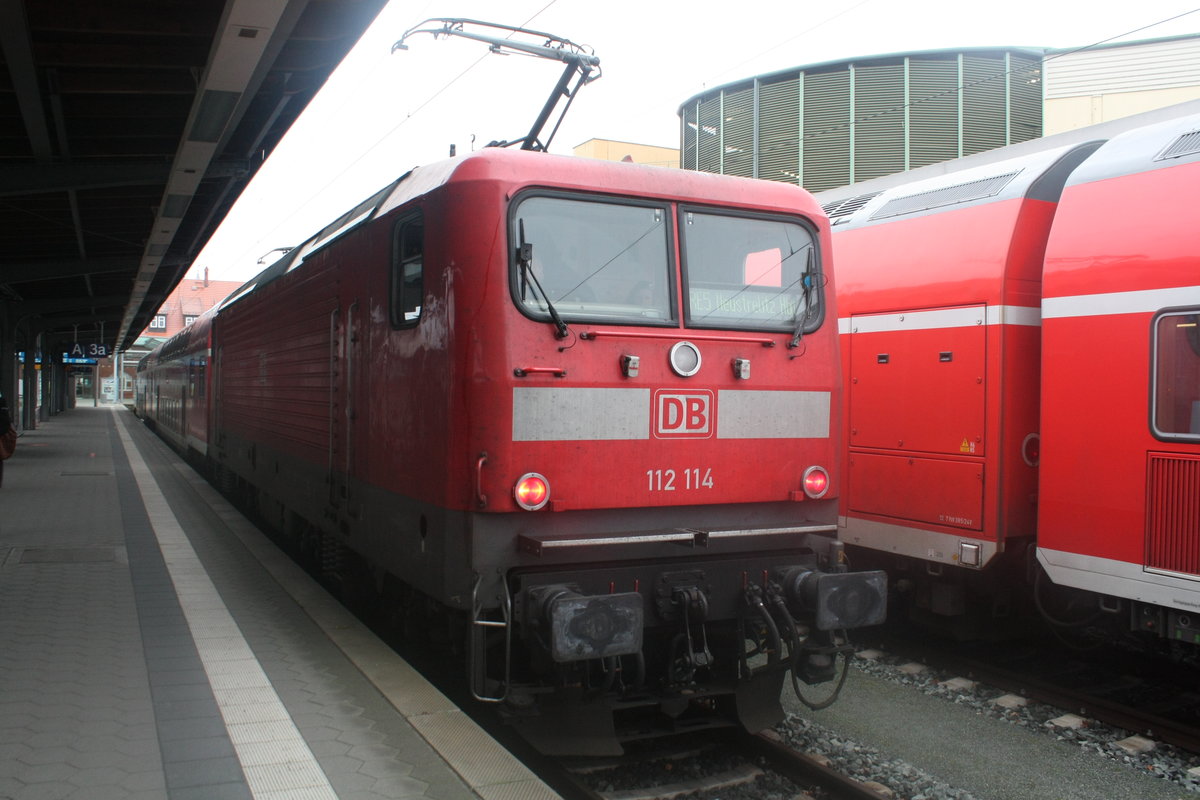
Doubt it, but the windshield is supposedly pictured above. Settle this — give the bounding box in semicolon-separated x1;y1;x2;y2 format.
681;210;819;332
511;195;674;324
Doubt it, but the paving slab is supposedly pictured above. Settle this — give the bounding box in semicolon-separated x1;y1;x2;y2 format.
0;406;558;800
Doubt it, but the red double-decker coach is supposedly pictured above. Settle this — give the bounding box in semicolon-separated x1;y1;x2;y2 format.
824;102;1200;649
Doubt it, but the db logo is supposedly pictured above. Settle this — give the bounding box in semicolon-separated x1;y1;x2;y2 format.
654;390;714;438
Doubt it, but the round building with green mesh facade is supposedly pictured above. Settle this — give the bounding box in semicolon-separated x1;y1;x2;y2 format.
678;48;1044;192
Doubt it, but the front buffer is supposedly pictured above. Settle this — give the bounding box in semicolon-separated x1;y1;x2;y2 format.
495;532;886;755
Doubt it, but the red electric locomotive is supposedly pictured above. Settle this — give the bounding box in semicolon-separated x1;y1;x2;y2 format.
138;147;886;754
820;101;1200;647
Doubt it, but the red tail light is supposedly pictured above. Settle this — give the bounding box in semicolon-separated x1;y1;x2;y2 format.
514;473;550;510
802;466;830;499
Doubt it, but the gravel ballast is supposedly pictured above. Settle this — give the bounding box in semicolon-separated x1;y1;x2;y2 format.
773;651;1199;800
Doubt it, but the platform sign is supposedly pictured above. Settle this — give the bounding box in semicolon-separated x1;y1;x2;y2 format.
68;342;109;359
20;352;95;365
19;347;96;364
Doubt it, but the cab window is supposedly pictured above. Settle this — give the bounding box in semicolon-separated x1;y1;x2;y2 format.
680;209;821;333
510;194;675;325
391;213;423;328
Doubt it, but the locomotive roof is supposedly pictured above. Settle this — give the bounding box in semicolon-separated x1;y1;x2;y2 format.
375;147;824;217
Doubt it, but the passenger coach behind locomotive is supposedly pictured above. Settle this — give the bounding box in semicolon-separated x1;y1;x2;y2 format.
821;101;1200;648
137;147;886;755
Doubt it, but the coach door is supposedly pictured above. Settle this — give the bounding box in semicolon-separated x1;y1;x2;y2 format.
847;304;988;532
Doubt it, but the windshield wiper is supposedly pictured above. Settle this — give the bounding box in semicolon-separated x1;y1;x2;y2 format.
789;248;817;349
517;220;569;339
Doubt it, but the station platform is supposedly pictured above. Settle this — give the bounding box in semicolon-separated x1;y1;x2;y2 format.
0;406;559;800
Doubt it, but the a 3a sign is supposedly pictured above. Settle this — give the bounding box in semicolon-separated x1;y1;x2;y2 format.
68;342;109;358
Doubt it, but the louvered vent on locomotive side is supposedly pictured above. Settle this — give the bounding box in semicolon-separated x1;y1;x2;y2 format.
1155;130;1200;162
1145;453;1200;576
869;170;1022;220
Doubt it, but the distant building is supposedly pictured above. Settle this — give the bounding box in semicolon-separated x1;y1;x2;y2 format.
1042;34;1200;134
573;138;680;168
678;47;1046;192
101;270;242;404
142;273;241;340
676;34;1200;191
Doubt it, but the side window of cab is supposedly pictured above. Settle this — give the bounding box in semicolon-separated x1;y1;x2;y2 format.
391;212;424;328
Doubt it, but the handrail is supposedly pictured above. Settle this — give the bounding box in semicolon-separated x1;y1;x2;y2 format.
579;330;776;347
469;573;511;703
513;366;567;377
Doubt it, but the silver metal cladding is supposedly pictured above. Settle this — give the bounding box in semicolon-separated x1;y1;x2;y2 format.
511;387;832;441
512;387;650;441
717;390;831;439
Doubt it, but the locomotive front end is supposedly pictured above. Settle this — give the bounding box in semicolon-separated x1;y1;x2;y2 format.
460;153;885;754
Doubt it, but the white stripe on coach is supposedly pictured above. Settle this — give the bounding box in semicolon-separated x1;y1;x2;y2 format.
838;287;1199;333
1042;285;1200;320
838;304;1040;336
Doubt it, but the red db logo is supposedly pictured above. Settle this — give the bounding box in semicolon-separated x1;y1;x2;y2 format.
654;391;714;438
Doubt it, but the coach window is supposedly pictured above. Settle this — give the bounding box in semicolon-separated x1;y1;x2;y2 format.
510;194;674;325
1152;309;1200;440
391;212;424;328
680;209;821;333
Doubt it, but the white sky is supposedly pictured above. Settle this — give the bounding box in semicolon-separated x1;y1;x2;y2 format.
193;0;1200;282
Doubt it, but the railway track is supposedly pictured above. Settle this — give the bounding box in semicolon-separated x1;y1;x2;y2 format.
936;647;1200;754
879;627;1200;755
547;729;894;800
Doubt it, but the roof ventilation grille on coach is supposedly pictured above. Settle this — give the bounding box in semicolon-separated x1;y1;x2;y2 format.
822;191;881;221
1155;130;1200;162
869;170;1022;221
